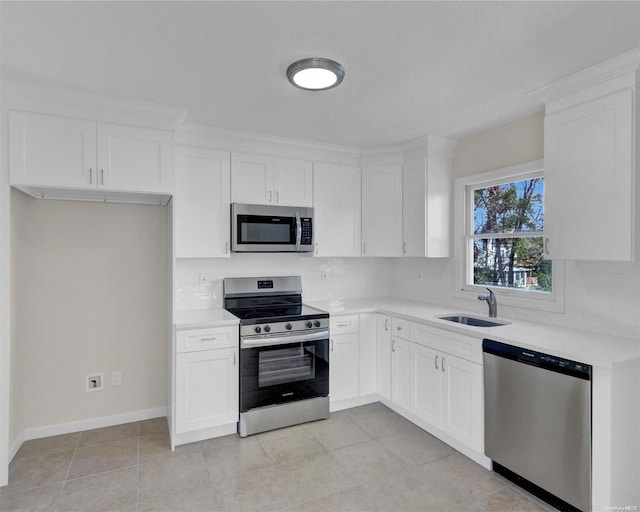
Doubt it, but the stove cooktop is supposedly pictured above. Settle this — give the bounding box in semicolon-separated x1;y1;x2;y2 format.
226;303;328;325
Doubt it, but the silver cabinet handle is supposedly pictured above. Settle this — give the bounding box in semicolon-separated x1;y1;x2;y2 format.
391;340;396;352
363;243;366;255
442;357;445;372
89;168;93;184
199;337;217;342
385;318;389;331
314;242;319;255
435;354;439;370
233;351;236;365
225;241;229;255
276;191;279;203
100;168;104;185
396;325;402;331
269;190;273;203
331;339;334;352
402;242;407;254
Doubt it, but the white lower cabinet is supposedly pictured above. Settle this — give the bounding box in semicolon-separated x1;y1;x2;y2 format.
329;316;360;403
387;318;483;454
439;352;482;451
376;315;392;400
390;336;412;410
175;348;238;433
411;343;440;426
174;326;239;437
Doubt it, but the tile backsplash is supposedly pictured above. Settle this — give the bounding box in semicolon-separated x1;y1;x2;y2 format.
174;254;390;310
175;255;639;340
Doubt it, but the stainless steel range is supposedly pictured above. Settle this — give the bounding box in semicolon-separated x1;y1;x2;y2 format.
223;276;330;437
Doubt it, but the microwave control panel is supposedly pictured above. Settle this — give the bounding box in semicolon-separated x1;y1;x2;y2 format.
300;218;312;245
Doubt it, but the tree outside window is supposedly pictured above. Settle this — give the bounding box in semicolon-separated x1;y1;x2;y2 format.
470;177;551;293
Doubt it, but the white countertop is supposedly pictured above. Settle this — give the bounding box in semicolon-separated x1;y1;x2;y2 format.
175;297;640;369
174;308;239;330
307;297;640;369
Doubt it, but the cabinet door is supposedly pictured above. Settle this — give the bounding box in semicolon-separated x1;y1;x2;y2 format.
359;313;377;396
440;353;482;452
390;337;411;410
411;343;440;426
273;158;313;207
175;348;238;433
376;315;392;400
362;164;403;257
97;123;173;194
330;333;360;402
230;153;274;205
9;111;96;189
174;146;231;258
403;153;451;258
313;163;361;257
544;88;634;260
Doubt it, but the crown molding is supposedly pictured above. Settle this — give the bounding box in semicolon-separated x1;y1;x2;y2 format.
528;47;640;105
0;79;186;130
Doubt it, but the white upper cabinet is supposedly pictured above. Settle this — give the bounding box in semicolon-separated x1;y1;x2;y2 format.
231;153;312;207
173;146;231;258
97;123;172;194
313;162;361;257
361;163;403;257
274;158;313;207
9;111;173;202
531;49;639;261
402;138;454;258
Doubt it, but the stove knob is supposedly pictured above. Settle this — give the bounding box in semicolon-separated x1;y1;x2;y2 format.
305;321;313;329
254;326;262;334
285;323;292;331
264;325;271;333
314;320;321;328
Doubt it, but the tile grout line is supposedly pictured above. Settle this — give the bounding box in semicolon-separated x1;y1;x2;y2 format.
52;431;82;512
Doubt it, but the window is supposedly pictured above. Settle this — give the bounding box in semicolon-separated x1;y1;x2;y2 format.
455;160;563;312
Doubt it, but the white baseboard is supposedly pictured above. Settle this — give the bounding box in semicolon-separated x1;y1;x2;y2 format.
9;407;167;462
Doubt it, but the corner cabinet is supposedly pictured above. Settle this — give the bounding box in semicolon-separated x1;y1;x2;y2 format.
230;153;313;207
402;137;455;258
9;111;173;202
173;146;231;258
531;50;639;261
173;326;239;440
313;162;361;257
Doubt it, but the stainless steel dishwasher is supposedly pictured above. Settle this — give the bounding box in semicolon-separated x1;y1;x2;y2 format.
483;339;591;512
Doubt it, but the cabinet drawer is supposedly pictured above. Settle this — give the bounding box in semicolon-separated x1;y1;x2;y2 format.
176;326;238;353
391;317;411;340
330;315;359;335
410;323;481;364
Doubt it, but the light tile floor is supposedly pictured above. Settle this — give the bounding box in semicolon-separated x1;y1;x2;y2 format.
0;403;555;512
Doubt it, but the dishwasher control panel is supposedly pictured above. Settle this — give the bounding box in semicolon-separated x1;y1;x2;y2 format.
483;339;591;380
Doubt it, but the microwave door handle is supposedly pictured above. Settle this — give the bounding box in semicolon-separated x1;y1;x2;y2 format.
295;211;302;251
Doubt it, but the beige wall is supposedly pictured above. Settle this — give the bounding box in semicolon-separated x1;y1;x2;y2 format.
452;111;544;178
10;190;168;439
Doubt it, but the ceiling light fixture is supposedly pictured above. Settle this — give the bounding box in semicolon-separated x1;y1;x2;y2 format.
287;58;345;91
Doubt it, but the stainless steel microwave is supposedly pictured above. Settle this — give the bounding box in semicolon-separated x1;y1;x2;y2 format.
231;203;314;253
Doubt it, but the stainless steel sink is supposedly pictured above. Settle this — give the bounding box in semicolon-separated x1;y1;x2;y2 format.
438;315;508;327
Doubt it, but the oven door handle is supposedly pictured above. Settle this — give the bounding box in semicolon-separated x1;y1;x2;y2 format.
241;329;329;349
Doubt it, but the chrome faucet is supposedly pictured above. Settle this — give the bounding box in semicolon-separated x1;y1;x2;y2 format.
478;288;498;318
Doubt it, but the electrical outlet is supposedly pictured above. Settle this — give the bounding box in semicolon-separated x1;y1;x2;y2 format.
111;370;122;386
86;373;104;392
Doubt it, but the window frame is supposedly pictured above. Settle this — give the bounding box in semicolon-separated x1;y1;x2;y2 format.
454;160;564;313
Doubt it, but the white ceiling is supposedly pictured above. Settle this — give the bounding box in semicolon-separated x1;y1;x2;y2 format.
1;1;639;147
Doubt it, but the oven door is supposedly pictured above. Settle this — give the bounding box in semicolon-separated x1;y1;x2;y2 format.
240;331;329;412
